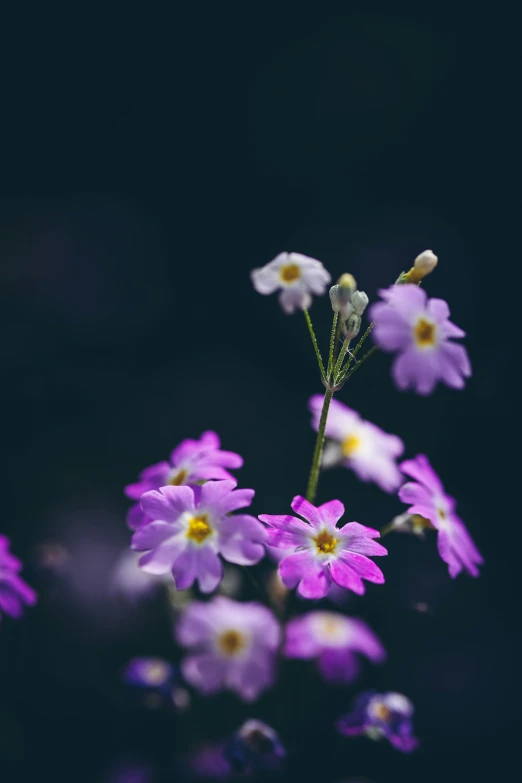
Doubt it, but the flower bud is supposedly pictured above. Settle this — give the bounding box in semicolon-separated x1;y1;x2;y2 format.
405;249;438;284
329;274;358;319
351;290;369;316
341;312;361;340
338;273;357;290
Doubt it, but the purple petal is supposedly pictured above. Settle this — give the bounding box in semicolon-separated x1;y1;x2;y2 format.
181;653;226;694
138;534;187;575
290;496;325;528
224;652;275;701
171;546;198;589
296;564;331;599
199;480;254;515
132;520;179;551
176;602;215;646
140;486;195;523
278;550;315;588
316;499;345;525
400;454;444;494
283;615;322;658
392;348;439;395
341;552;385;584
196;548;224;593
329;559;365;595
317;649;360;683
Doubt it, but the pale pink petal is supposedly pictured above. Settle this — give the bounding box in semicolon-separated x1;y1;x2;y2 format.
290;496;325;528
341;552;385;584
329;559;365;595
181;653;226;693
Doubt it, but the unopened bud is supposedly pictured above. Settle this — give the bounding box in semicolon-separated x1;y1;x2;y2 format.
351;290;369;316
341;312;361;340
405;249;438;284
338;273;356;290
391;512;434;538
330;274;358;320
329;285;353;319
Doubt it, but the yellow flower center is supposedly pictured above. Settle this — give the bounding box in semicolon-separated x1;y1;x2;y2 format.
186;515;212;544
414;318;436;347
280;263;301;283
341;434;360;457
314;530;338;555
169;469;188;486
218;629;245;656
374;703;392;721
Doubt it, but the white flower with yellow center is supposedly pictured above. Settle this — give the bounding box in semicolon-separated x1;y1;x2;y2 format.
251;251;331;314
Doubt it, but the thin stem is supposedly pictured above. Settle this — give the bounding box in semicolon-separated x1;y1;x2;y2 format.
327;312;338;381
333;337;351;378
306;388;333;503
242;566;283;620
304;309;326;379
379;522;395;537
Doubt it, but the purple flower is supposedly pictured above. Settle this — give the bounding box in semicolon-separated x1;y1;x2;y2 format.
125;431;243;530
399;454;483;578
369;284;471;395
224;719;286;774
0;535;37;623
284;611;385;682
251;252;331;314
131;480;266;593
123;657;176;694
259;496;387;599
337;690;419;752
176;596;280;701
309;395;404;493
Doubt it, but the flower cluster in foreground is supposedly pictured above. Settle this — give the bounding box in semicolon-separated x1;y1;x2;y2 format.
0;535;37;623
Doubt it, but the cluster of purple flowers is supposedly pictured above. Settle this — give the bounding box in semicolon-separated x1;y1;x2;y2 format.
113;248;481;771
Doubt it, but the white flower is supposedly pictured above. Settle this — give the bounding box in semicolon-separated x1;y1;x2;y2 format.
251;252;331;314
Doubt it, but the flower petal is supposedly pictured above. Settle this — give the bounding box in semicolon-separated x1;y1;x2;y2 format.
140;486;195;523
278;550;315;588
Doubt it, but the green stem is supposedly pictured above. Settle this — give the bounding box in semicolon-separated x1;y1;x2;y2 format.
306;388;333;503
304;309;326;379
327;312;338;381
379;521;395;537
333;337;351;379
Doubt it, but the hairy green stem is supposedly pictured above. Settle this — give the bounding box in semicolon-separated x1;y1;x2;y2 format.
304;309;326;378
327;312;339;381
306;388;333;503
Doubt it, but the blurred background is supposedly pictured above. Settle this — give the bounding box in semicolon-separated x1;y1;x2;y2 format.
0;3;518;782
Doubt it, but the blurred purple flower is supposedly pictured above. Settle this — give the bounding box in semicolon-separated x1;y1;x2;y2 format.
284;611;385;683
251;251;331;314
399;454;483;578
259;496;387;599
337;690;418;752
370;284;471;395
224;719;286;774
125;431;243;530
132;481;266;593
176;596;280;701
123;657;176;695
309;395;404;492
0;535;37;623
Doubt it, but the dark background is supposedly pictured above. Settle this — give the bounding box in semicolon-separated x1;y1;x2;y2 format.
0;3;518;782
